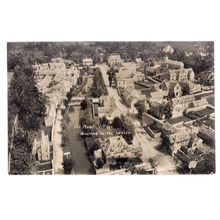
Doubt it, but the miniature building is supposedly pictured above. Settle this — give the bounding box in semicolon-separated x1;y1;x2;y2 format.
147;90;168;102
168;81;182;98
171;95;196;118
155;57;195;82
37;75;53;93
33;61;66;77
98;96;122;122
149;101;166;119
101;136;143;164
108;54;123;67
82;57;93;66
135;58;142;63
32;128;53;162
158;57;184;69
162;123;203;157
121;86;146;108
181;81;201;94
169;68;195;82
198;120;215;145
162;45;174;54
190;98;208;109
133;71;145;82
115;67;135;90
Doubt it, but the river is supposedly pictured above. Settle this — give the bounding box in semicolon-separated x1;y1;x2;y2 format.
65;106;95;174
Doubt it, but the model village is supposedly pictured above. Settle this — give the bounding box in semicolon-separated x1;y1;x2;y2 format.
28;45;215;175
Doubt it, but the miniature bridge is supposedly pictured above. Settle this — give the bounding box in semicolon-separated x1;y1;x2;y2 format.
68;97;100;106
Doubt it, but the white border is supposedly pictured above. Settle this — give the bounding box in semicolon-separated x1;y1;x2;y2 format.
0;1;220;220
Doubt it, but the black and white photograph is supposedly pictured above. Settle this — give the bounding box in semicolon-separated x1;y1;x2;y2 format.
1;1;219;220
8;42;215;175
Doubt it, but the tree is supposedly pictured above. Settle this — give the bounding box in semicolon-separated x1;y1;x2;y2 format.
111;117;123;129
80;98;89;110
91;88;102;98
107;68;116;87
163;102;173;119
10;146;31;175
77;76;83;85
95;158;104;169
121;115;135;142
134;101;145;119
8;65;46;131
9;128;33;175
91;68;108;97
63;158;74;174
192;152;215;174
100;116;109;127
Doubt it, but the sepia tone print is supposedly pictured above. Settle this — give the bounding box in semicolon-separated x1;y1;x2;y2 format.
8;42;215;175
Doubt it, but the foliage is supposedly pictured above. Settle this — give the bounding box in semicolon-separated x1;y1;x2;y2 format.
8;50;47;175
120;115;135;142
95;158;105;169
163;102;173;119
63;158;74;174
10;129;32;175
10;147;31;175
8;42;214;74
107;68;116;86
100;116;110;127
192;152;215;174
111;117;123;128
134;101;145;119
8;65;46;131
80;101;97;137
161;136;171;153
91;68;108;97
80;97;89;110
111;115;135;141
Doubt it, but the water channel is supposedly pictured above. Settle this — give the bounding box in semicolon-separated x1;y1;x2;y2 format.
64;106;95;174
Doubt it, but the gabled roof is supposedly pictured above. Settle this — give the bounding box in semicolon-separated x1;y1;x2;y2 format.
163;45;174;54
191;98;208;107
161;80;170;90
162;122;178;134
149;90;167;99
37;75;53;88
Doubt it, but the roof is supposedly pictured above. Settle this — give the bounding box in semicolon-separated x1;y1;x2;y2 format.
169;81;181;92
161;80;170;90
162;122;178;134
149;90;167;99
162;45;174;54
172;95;195;105
94;149;103;158
116;67;133;79
82;57;93;62
191;98;208;107
122;86;146;104
37;75;53;88
108;54;122;61
135;58;142;63
150;101;161;108
158;57;184;69
103;136;142;157
169;131;191;144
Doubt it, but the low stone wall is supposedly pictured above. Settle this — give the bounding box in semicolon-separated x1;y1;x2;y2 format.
142;113;164;129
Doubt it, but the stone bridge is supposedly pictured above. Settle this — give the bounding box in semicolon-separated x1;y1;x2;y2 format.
69;97;100;106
